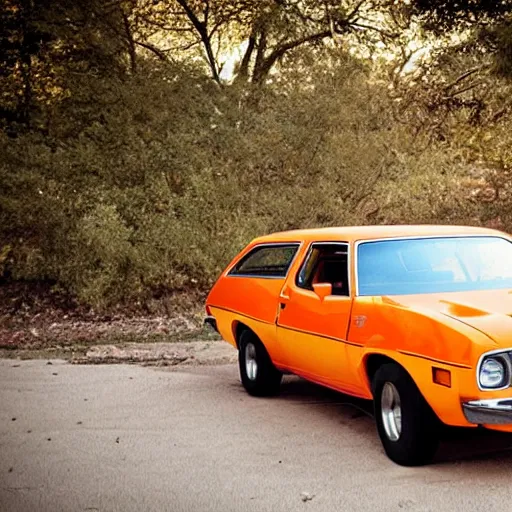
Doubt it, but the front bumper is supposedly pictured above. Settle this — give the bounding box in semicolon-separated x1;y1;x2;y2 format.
204;315;218;333
462;398;512;425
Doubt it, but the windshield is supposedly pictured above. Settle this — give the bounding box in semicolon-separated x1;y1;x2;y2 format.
357;236;512;296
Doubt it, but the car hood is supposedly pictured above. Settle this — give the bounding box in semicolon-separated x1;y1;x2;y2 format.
388;289;512;347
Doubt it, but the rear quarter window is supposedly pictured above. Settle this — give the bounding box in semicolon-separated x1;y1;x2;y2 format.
229;244;299;278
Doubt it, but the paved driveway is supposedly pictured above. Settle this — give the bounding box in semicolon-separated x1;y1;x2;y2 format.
1;359;512;512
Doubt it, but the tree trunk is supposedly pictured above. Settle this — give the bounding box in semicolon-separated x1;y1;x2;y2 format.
122;11;137;74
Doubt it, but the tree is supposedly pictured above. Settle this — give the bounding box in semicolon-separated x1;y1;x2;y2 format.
133;0;408;85
411;0;512;33
0;0;51;128
0;0;134;132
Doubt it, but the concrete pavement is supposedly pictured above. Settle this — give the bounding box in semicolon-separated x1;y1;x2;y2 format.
1;358;512;512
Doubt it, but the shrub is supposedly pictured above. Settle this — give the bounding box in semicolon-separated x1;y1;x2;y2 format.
0;56;487;310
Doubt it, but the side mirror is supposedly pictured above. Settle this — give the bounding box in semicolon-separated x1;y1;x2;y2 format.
281;285;293;300
313;282;332;301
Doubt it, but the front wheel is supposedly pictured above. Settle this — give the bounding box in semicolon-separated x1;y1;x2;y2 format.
238;330;282;397
372;363;440;466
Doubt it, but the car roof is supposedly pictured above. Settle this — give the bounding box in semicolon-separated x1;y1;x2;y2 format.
251;225;508;245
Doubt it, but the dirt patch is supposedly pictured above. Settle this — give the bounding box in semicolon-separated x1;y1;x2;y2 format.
0;316;221;360
0;281;230;365
0;339;235;366
0;281;209;350
71;341;238;366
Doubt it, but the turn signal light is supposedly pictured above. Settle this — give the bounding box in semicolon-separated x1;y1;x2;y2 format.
432;367;451;388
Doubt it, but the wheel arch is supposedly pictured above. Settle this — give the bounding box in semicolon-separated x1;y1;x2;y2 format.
363;351;449;422
232;320;252;349
364;353;410;395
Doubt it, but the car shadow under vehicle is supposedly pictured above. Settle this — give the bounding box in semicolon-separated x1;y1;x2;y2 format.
277;375;512;465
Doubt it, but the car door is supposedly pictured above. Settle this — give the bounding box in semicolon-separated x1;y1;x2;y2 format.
275;242;356;391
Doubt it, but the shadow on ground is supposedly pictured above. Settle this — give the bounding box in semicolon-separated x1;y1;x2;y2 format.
273;375;512;466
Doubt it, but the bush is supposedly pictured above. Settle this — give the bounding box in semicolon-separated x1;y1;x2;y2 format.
0;56;485;310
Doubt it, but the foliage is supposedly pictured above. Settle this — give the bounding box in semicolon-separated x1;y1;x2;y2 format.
0;0;131;132
129;0;412;84
2;0;512;311
411;0;512;33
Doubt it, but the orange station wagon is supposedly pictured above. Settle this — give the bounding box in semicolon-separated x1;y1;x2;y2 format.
204;225;512;466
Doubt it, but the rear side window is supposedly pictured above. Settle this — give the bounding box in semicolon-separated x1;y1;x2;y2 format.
229;244;299;278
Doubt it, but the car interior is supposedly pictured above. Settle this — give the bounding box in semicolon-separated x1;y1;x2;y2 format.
301;245;349;296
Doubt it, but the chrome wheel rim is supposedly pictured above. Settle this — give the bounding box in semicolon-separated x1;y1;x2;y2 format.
245;342;258;381
381;382;402;442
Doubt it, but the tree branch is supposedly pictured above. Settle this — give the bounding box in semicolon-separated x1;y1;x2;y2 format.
176;0;206;34
176;0;221;83
443;65;486;91
253;29;332;84
444;81;485;99
134;40;170;61
204;0;210;26
145;19;195;32
347;0;368;21
488;102;512;124
349;22;396;38
353;161;386;212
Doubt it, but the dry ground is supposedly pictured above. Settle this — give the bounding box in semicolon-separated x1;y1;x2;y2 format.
2;360;512;512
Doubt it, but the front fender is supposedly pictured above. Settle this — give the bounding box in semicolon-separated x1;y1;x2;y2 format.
348;297;496;427
355;348;475;427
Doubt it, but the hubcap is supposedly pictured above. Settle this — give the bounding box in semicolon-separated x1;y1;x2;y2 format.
245;342;258;381
381;382;402;442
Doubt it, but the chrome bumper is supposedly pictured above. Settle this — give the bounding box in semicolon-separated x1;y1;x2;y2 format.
204;315;218;333
462;398;512;425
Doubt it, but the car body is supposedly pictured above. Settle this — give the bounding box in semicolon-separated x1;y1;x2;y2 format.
204;225;512;465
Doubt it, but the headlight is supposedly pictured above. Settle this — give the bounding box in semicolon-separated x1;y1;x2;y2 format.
479;356;509;389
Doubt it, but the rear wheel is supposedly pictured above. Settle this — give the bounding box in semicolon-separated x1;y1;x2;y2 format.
372;363;440;466
238;330;282;397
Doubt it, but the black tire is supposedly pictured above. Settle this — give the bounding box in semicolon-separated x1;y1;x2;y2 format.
372;363;440;466
238;330;282;397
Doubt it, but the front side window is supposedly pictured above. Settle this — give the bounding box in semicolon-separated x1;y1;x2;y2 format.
229;244;299;278
357;236;512;296
296;243;349;296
